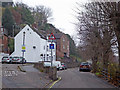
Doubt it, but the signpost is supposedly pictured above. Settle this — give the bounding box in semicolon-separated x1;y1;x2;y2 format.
22;45;26;52
48;33;55;66
22;32;25;57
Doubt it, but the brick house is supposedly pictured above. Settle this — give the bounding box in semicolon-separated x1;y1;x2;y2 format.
54;33;69;58
0;27;9;53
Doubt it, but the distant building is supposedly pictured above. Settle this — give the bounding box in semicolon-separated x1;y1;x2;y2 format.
0;27;9;53
0;0;13;7
11;25;56;62
54;33;69;58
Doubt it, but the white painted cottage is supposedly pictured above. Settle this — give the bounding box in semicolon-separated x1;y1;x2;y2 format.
11;25;56;62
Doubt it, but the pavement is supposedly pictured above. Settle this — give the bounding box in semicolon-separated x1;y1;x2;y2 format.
51;68;117;88
2;64;52;88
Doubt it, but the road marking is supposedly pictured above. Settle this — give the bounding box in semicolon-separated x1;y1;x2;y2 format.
49;77;61;89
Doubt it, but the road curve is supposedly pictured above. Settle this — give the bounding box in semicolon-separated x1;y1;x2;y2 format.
52;68;116;88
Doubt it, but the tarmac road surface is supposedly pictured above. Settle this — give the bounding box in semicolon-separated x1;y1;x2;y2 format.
2;64;51;88
52;68;116;88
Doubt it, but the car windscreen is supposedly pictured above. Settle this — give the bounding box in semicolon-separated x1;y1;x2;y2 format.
81;62;89;65
3;57;8;58
13;57;19;58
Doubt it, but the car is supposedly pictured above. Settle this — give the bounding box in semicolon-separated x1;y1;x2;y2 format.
44;61;62;70
53;61;62;70
79;62;91;71
12;57;26;64
60;63;67;70
2;56;13;64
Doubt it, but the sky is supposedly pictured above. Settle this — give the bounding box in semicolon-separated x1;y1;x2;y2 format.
13;0;88;37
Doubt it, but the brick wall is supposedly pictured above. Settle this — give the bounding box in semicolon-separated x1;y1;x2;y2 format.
3;35;8;53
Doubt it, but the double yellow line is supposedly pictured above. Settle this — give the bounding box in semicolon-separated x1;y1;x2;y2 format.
49;77;62;89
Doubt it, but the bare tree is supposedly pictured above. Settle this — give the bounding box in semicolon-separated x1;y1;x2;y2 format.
75;1;117;72
32;5;53;29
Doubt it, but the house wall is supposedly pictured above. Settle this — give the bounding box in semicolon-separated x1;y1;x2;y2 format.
0;31;8;53
56;34;69;58
12;25;56;62
3;35;8;53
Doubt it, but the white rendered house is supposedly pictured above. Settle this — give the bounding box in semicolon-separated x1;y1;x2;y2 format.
11;25;56;62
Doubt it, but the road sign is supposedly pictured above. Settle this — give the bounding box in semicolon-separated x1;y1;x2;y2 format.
22;50;26;52
50;44;54;49
22;45;26;52
22;46;26;50
48;33;55;40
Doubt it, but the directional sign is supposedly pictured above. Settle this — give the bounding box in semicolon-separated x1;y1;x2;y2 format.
22;46;26;50
48;33;55;40
49;44;54;49
22;50;26;52
22;45;26;52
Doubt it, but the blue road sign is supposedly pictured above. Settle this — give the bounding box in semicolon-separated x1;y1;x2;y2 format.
50;44;54;49
22;50;26;52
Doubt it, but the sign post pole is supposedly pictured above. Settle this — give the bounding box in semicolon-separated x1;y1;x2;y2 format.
51;40;53;66
48;33;55;67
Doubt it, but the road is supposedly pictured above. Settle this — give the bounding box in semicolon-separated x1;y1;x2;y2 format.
2;64;51;88
52;68;116;88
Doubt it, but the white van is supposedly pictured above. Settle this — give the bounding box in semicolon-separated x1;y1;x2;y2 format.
53;61;62;70
44;61;62;70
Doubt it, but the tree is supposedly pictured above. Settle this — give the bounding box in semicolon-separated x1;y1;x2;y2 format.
2;8;14;36
32;5;53;29
75;2;116;72
15;2;34;25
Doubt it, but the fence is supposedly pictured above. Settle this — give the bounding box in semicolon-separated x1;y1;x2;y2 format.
100;68;120;87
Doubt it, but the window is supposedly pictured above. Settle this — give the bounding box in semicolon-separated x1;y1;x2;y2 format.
63;38;65;42
44;54;45;61
44;46;45;50
47;45;48;51
33;46;36;49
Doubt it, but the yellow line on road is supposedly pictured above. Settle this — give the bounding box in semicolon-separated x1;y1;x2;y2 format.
49;77;61;89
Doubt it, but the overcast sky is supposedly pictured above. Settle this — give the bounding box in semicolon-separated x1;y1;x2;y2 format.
13;0;89;37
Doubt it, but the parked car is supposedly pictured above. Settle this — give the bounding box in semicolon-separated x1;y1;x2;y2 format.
2;56;13;64
60;63;67;70
53;61;62;70
79;62;91;71
12;57;26;64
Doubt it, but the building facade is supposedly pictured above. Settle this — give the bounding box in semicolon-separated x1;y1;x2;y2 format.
0;28;8;53
54;33;69;58
11;25;56;62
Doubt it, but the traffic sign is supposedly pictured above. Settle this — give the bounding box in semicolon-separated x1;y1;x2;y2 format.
48;33;55;40
22;45;26;52
22;46;26;50
49;44;54;49
22;50;26;52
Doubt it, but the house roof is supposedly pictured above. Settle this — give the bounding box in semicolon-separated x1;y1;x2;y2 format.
54;33;63;39
33;28;47;40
